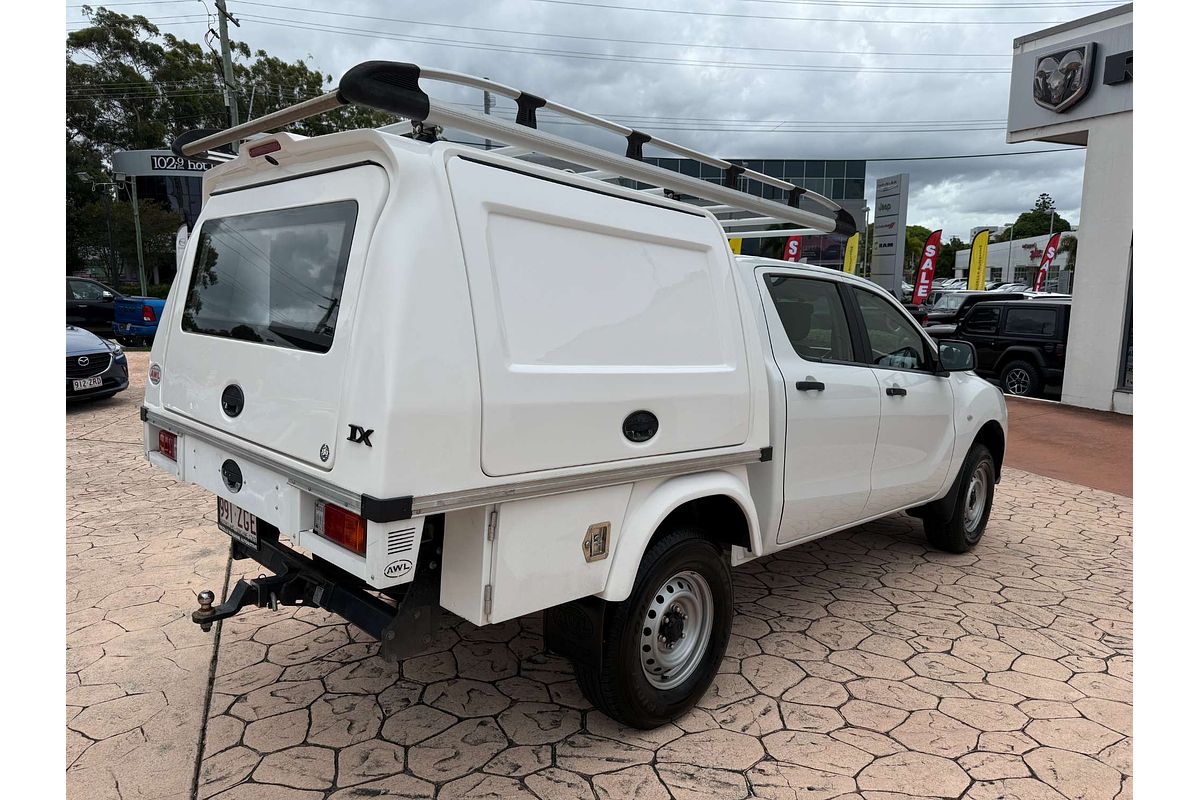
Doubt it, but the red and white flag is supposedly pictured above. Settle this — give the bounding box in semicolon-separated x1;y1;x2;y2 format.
783;235;802;262
913;229;942;305
1033;232;1062;292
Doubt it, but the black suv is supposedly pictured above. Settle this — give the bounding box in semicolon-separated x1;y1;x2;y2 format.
921;291;1026;327
947;298;1071;398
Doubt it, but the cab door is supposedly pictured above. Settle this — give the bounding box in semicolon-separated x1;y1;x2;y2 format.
758;271;881;544
848;288;956;515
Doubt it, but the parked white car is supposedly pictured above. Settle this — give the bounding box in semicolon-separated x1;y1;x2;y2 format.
142;61;1007;728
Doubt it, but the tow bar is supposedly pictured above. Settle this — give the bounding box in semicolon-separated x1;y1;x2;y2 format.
191;522;444;661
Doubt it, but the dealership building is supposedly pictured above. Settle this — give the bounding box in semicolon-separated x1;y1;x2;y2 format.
1006;3;1132;413
953;232;1075;292
636;158;868;271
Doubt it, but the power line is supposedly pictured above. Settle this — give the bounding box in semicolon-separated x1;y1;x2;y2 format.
66;0;1119;7
230;1;1014;59
516;0;1080;25
238;15;1013;74
863;147;1082;162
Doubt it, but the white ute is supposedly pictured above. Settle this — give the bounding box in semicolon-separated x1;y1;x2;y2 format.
142;61;1007;728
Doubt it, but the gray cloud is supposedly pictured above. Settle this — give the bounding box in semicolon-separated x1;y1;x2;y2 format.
102;0;1106;238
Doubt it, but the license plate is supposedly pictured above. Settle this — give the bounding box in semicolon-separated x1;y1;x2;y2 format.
72;376;103;391
217;497;259;549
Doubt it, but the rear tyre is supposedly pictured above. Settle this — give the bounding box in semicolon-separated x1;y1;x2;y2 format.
574;526;732;729
1000;359;1042;398
924;443;995;553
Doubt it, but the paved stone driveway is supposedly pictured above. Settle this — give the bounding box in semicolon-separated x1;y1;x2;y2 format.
68;357;1132;799
67;352;231;800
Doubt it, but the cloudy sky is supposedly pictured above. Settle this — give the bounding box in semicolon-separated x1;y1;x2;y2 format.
67;0;1123;240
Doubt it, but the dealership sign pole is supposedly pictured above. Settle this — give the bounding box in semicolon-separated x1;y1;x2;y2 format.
1033;231;1061;292
968;229;989;291
871;174;909;297
913;229;941;305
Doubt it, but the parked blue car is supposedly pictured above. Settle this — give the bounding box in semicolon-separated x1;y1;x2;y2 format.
67;325;128;401
113;295;167;347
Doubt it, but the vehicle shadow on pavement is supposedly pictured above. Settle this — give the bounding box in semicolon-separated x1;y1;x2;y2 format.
191;469;1131;800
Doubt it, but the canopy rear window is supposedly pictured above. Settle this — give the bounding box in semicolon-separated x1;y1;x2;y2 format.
181;200;358;353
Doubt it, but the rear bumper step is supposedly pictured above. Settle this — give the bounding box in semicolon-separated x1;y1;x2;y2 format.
192;521;444;661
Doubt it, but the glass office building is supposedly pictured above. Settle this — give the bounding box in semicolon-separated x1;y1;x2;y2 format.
632;158;868;269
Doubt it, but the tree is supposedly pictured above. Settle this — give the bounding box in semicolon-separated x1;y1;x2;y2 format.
994;194;1073;242
936;236;968;279
66;7;397;275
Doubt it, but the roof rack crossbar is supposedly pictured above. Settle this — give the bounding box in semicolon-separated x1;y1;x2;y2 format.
176;60;854;236
727;227;823;240
720;216;793;229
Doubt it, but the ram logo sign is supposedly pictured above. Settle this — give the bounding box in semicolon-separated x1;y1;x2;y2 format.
1034;43;1095;113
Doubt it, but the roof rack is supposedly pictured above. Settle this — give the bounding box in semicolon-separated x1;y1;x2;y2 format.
174;60;855;238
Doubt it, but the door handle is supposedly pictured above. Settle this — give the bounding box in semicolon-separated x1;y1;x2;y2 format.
886;386;907;397
795;380;825;392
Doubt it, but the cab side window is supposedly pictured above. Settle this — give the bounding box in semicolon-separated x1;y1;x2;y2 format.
853;288;931;371
70;280;107;301
764;275;854;363
962;305;1001;335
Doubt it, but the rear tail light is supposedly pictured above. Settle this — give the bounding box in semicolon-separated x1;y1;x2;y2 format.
158;430;177;461
314;502;367;556
142;304;157;323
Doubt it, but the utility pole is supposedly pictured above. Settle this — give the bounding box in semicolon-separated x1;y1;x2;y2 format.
483;78;495;150
127;178;148;296
215;0;241;152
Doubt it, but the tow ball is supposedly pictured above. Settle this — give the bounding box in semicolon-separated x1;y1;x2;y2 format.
191;571;313;632
195;590;216;632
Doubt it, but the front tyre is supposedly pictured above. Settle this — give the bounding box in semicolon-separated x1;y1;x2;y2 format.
575;526;732;729
924;443;996;553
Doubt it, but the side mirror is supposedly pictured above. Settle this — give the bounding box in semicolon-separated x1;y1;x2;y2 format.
101;290;114;301
938;339;976;373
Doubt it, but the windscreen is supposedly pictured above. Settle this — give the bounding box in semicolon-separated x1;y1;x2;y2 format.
932;293;967;311
181;200;358;353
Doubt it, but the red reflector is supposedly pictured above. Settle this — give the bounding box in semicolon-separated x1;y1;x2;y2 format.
315;502;366;556
158;430;177;461
142;304;157;323
248;140;282;158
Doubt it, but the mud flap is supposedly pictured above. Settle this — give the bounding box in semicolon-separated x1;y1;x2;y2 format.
379;523;444;662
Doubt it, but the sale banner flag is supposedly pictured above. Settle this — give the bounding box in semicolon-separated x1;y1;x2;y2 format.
842;233;860;274
783;235;802;262
1033;232;1062;292
913;229;942;305
968;229;989;291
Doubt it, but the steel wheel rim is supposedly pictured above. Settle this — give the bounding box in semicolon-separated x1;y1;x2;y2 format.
640;570;714;690
1005;368;1031;395
963;463;989;532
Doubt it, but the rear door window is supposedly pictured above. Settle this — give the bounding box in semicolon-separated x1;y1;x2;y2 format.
1003;307;1057;336
181;200;359;353
764;275;855;362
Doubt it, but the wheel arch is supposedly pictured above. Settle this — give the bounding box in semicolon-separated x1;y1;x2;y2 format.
599;469;759;602
996;346;1046;372
973;419;1006;482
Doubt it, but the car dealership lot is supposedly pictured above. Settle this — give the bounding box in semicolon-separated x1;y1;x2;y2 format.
68;353;1131;800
